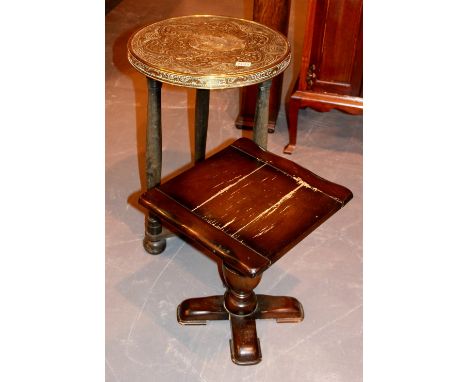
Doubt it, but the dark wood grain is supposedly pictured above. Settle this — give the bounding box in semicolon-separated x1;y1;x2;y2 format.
285;0;363;154
305;0;362;96
139;137;352;277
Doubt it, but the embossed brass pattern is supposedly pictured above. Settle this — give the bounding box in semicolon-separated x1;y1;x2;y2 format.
128;15;291;89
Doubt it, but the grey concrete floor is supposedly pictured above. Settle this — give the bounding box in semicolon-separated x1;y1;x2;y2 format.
106;1;362;381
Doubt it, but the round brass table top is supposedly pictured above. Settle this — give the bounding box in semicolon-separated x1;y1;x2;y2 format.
127;15;291;89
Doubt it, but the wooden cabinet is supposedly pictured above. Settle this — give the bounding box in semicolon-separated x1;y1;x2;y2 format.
235;0;291;133
284;0;363;154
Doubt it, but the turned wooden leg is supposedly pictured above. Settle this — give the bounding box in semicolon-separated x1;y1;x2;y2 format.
143;211;166;254
194;88;210;163
253;79;272;150
284;96;300;154
143;78;166;254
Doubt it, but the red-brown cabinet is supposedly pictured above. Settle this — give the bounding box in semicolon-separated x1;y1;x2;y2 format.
284;0;363;154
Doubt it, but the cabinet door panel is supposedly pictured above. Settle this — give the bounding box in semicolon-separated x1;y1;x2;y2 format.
308;0;362;96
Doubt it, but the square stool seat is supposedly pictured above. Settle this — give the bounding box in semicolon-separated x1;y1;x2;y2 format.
140;137;352;278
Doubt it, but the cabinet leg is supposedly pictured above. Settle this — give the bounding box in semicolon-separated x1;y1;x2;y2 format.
284;96;300;154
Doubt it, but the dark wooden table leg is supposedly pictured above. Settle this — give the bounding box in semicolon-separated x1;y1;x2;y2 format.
252;79;272;150
143;77;166;255
194;88;210;163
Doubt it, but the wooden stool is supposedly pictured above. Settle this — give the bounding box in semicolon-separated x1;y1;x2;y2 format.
139;138;352;364
128;15;352;365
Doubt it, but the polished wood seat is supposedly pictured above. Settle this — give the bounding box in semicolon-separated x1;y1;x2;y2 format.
139;137;352;365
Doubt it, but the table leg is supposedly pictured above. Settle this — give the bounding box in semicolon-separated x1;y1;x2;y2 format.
252;79;272;150
143;77;166;255
194;88;210;163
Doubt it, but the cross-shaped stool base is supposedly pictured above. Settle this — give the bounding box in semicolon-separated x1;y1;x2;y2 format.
177;264;303;365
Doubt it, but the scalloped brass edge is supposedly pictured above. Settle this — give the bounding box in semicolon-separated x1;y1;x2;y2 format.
128;51;291;90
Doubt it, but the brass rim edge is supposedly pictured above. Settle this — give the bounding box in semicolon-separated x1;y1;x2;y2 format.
128;52;291;90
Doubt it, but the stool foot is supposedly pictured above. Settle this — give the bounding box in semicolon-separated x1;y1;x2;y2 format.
255;294;304;323
143;236;166;255
177;295;228;324
143;226;175;254
229;315;262;365
143;213;167;255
